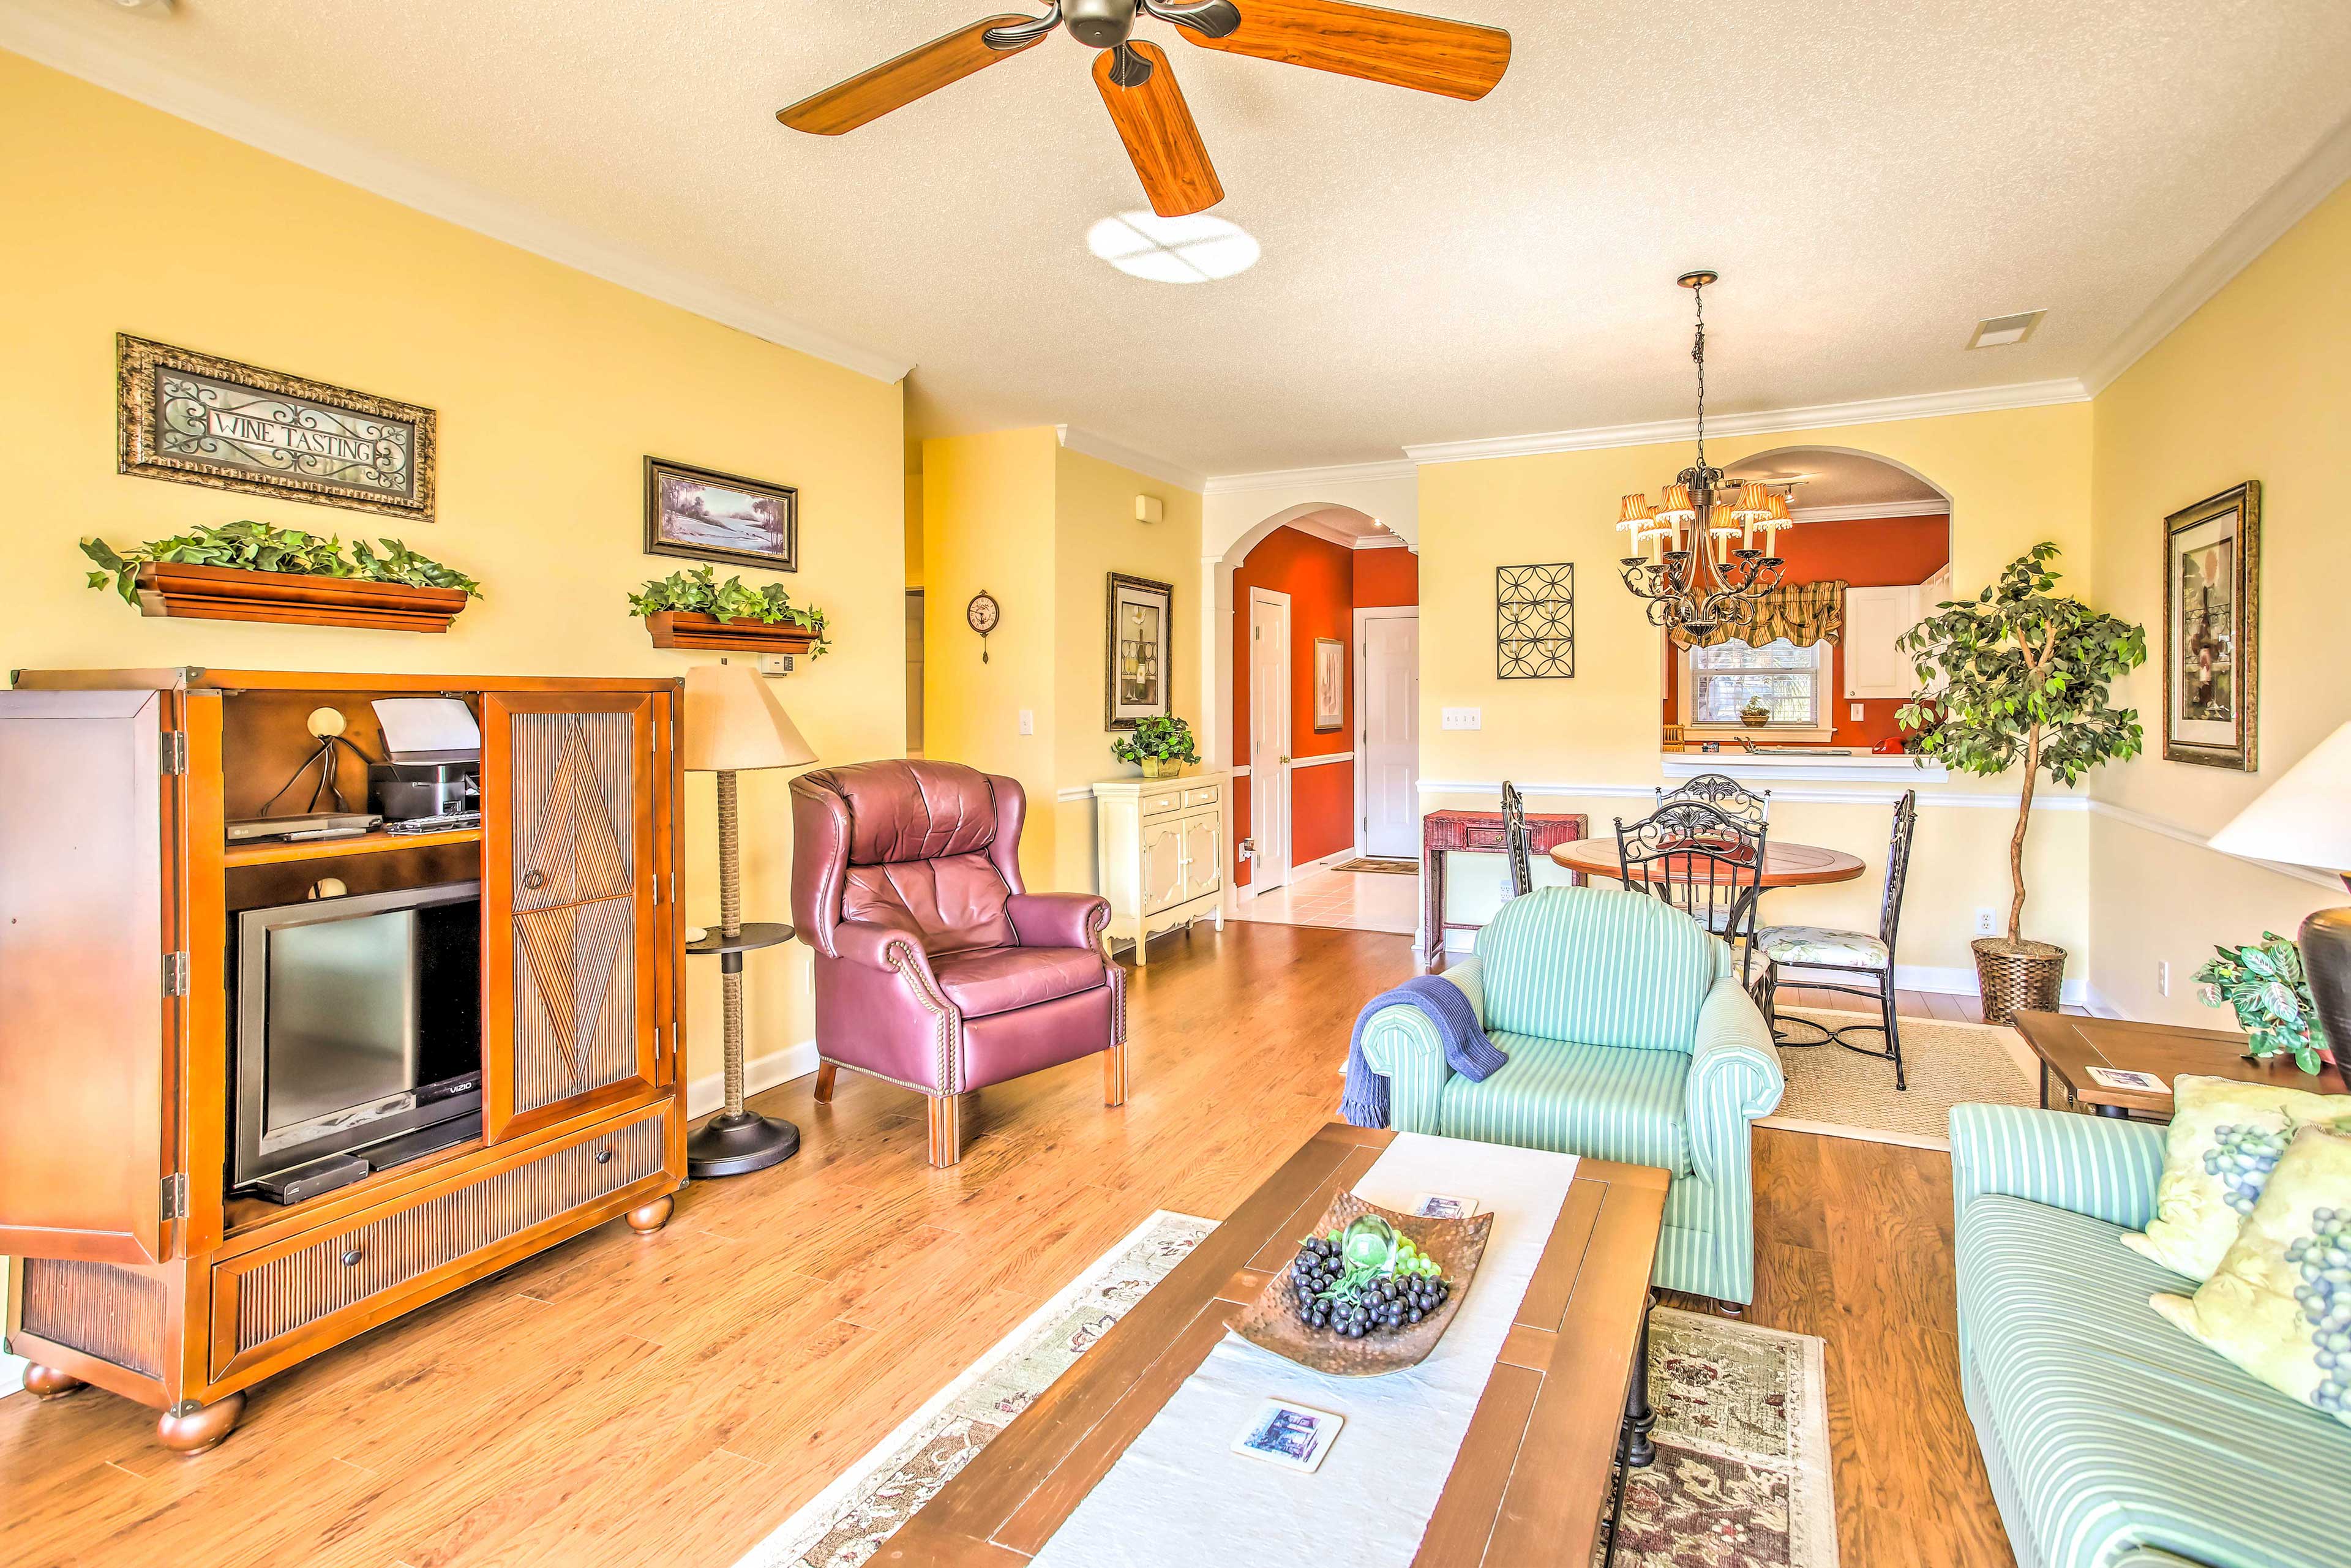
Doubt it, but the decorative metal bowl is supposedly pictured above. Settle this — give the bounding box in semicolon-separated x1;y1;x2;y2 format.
1234;1192;1492;1378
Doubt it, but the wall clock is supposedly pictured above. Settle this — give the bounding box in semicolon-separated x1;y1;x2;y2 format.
967;589;1001;664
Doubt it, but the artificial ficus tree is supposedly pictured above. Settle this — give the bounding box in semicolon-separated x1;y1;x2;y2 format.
1896;542;2146;948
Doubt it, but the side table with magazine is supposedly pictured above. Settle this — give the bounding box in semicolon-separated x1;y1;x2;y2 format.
2011;1010;2331;1120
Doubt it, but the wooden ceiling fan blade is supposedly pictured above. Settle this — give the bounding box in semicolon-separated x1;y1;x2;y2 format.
1176;0;1510;101
778;13;1052;135
1093;42;1224;219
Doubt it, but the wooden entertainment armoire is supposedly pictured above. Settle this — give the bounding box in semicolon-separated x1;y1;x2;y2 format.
0;669;688;1452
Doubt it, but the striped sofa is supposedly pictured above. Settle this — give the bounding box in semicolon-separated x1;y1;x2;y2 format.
1951;1105;2351;1568
1359;886;1783;1305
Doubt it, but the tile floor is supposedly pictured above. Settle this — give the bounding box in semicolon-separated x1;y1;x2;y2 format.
1227;864;1419;936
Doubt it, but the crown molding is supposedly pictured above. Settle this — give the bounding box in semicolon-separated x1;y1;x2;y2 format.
1054;426;1207;493
2083;110;2351;396
1202;459;1419;495
1277;509;1406;550
1400;379;2090;467
0;9;915;385
1788;500;1951;523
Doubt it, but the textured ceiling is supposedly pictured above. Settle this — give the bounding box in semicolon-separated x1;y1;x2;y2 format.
1724;448;1943;511
19;0;2351;476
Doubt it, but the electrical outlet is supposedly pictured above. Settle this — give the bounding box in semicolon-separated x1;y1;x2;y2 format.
1441;707;1482;731
1974;907;1998;937
2157;959;2171;997
756;653;793;677
1018;708;1033;736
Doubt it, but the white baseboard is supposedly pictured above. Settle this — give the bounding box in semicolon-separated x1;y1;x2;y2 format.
1;1349;24;1398
1302;846;1360;875
686;1040;819;1120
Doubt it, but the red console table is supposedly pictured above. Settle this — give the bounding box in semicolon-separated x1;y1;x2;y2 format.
1421;808;1589;962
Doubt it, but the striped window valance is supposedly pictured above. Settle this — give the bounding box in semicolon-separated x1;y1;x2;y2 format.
1676;579;1847;650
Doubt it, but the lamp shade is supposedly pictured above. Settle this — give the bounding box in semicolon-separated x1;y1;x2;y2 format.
1655;483;1697;524
1618;493;1653;525
682;662;816;774
2206;720;2351;872
1730;481;1772;521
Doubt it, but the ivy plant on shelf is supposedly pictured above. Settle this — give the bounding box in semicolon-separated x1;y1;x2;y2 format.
1111;715;1201;779
628;566;830;656
81;520;481;632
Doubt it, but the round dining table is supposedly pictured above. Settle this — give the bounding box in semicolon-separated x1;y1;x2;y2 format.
1548;837;1867;890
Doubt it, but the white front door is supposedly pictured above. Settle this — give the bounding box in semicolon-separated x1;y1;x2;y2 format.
1248;588;1291;892
1359;609;1420;858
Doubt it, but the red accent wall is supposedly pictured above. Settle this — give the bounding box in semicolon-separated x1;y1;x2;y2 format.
1231;531;1418;887
1662;514;1948;748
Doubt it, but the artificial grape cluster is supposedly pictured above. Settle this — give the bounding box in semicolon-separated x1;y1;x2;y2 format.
1288;1231;1452;1339
2286;1205;2351;1416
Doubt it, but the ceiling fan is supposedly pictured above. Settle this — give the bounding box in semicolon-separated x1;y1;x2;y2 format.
776;0;1512;219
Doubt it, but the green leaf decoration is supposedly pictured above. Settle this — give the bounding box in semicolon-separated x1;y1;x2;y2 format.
81;522;479;606
627;568;830;658
1111;715;1202;767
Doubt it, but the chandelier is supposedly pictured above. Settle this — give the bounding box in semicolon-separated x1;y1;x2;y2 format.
1614;271;1792;642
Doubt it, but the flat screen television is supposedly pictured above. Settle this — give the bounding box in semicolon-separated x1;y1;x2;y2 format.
231;882;482;1195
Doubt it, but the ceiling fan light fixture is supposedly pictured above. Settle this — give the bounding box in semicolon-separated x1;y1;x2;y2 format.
1087;211;1259;283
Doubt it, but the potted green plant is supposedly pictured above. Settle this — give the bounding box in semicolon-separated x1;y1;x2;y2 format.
2197;935;2334;1073
82;522;480;632
1112;715;1201;779
1897;542;2147;1023
628;566;830;655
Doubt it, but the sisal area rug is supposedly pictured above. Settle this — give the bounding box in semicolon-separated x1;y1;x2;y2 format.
733;1214;1838;1568
1758;1007;2040;1150
1330;857;1419;876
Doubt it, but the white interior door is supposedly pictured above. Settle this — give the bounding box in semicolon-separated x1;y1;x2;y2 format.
1249;588;1291;891
1359;609;1420;858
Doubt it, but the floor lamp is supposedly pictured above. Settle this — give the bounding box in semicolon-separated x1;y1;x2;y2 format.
2207;718;2351;1094
683;660;816;1177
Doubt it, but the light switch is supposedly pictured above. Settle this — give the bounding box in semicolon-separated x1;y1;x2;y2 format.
1018;708;1034;736
1441;707;1482;731
1850;702;1864;721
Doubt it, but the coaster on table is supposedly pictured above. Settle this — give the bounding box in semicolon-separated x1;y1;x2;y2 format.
2084;1066;2167;1093
1409;1193;1479;1219
1231;1398;1345;1473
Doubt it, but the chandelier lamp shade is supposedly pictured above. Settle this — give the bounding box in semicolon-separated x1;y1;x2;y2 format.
1614;272;1788;642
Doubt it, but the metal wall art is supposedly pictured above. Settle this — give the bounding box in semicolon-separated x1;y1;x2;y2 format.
117;334;436;519
1107;572;1174;729
2163;481;2260;770
1497;562;1575;679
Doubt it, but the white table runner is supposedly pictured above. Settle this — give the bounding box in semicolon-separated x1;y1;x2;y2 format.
1031;1133;1580;1567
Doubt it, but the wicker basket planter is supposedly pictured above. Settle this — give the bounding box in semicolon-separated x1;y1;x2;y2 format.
641;612;823;655
1973;937;2067;1025
132;561;469;633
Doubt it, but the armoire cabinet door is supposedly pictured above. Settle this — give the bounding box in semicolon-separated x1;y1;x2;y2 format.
1139;816;1187;915
481;692;658;1143
1179;809;1223;907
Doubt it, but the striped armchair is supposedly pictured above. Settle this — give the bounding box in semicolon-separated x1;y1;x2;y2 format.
1361;887;1783;1306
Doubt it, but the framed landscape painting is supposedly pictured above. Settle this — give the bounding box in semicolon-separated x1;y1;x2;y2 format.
645;456;797;571
2162;481;2260;771
1106;572;1173;730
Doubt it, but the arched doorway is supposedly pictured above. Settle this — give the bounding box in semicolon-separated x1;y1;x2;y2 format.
1665;447;1954;753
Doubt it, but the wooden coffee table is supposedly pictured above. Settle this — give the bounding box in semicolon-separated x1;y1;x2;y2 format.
882;1123;1668;1567
2011;1009;2322;1119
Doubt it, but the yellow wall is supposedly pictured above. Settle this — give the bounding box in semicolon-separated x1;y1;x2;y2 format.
921;432;1205;893
2086;181;2351;1022
0;51;907;1095
1415;403;2099;980
904;468;925;588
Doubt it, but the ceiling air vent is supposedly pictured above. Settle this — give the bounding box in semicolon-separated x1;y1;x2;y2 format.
1967;310;2046;350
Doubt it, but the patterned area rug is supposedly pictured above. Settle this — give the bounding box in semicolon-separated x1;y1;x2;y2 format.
733;1214;1838;1568
1758;1006;2040;1150
1330;857;1419;876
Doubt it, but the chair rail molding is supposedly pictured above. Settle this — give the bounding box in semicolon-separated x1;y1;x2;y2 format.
2090;797;2345;892
1289;751;1355;770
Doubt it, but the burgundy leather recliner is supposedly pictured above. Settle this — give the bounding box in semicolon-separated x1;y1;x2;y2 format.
789;759;1127;1166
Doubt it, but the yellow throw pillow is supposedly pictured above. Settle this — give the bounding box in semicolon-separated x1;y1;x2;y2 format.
2151;1125;2351;1428
2122;1075;2351;1281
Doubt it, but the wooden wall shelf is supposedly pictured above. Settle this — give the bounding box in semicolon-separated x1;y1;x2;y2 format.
642;611;821;654
133;563;470;634
223;826;482;868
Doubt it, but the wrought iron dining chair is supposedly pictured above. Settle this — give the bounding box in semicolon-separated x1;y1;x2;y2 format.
1754;790;1918;1089
1613;798;1768;977
1501;781;1534;899
1656;772;1771;832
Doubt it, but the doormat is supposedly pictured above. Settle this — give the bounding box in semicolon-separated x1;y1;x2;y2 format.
1329;857;1418;876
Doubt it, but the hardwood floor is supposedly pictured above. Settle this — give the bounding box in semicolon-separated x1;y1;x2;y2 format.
1;921;2014;1567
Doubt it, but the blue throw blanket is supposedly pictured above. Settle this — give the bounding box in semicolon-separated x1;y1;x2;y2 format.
1340;975;1508;1129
